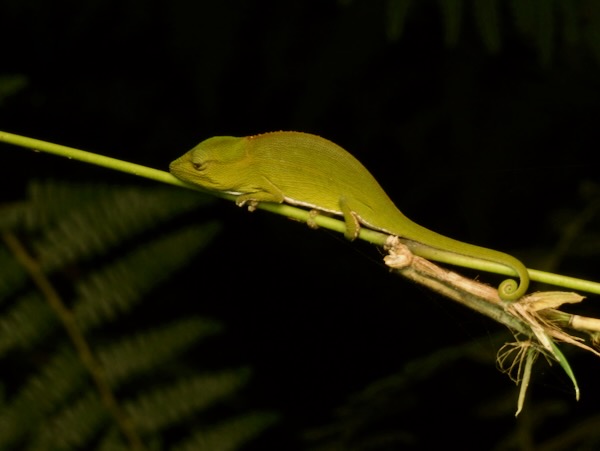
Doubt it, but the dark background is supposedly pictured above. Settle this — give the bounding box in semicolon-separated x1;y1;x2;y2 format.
1;1;600;449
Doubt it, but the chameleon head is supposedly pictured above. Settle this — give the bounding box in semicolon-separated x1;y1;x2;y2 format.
169;136;250;192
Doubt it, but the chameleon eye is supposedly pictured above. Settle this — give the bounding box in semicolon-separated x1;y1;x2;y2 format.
192;162;204;171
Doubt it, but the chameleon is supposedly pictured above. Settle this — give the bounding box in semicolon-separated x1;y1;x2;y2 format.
169;131;529;301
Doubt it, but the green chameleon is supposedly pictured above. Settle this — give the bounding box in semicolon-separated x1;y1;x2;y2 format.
170;131;529;301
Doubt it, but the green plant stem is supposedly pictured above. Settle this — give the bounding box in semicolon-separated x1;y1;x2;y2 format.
0;130;185;188
2;130;600;296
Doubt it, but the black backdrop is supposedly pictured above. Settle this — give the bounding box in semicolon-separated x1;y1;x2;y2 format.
1;1;599;449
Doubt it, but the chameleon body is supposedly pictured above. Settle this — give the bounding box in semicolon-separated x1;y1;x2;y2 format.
170;131;529;301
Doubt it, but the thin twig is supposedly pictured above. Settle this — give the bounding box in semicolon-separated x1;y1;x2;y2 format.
384;236;600;412
384;236;531;335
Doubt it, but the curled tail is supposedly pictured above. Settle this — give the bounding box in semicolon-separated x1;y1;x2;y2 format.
497;257;529;301
401;235;530;301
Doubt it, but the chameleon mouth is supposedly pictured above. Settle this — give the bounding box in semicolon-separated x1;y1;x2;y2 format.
169;153;207;184
169;153;234;191
168;152;191;176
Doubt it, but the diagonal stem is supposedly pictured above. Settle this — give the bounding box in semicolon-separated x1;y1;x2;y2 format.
2;232;145;451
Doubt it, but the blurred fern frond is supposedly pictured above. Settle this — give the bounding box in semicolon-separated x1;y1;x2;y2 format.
0;180;277;450
0;74;28;106
382;0;600;65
